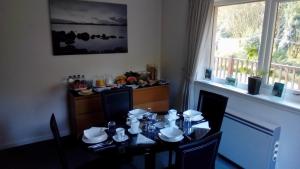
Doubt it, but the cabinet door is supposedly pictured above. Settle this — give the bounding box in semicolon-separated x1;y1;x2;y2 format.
75;97;101;115
133;85;169;112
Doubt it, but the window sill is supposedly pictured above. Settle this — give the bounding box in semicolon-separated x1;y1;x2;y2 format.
195;79;300;115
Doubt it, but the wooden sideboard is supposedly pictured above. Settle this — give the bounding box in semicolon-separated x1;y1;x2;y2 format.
68;85;169;137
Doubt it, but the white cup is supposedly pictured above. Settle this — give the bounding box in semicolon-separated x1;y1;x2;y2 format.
168;109;177;118
130;120;140;133
126;115;138;126
116;127;125;140
168;119;176;127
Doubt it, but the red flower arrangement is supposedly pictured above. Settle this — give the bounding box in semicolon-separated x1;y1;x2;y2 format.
126;76;137;84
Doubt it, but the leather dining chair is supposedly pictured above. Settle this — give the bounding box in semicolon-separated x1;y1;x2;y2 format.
197;90;228;133
175;131;223;169
101;87;133;125
50;113;117;169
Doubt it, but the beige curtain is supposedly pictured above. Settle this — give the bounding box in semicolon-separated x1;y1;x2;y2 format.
179;0;214;111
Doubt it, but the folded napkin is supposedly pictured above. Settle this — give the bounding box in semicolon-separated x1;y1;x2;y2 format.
136;134;155;144
191;121;210;130
183;109;203;121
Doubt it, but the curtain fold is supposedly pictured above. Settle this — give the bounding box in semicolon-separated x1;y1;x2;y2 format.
179;0;214;111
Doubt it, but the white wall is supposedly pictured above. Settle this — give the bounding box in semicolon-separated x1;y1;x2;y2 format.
161;0;188;109
0;0;162;149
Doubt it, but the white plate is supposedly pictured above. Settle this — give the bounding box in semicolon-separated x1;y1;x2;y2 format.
158;133;184;142
82;134;108;144
93;87;111;93
112;134;129;142
78;91;93;95
128;128;142;134
126;85;139;89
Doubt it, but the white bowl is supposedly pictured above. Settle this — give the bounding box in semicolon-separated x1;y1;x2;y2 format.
83;127;107;143
160;127;183;139
80;88;92;94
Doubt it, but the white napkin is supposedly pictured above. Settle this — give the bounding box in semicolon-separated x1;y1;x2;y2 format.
183;109;203;121
191;121;210;130
136;134;155;144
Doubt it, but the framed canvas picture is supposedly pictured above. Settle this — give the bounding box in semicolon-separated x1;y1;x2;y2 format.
272;82;285;97
49;0;128;55
225;77;237;86
204;68;212;80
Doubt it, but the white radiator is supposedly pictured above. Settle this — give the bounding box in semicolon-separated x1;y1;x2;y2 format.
219;110;281;169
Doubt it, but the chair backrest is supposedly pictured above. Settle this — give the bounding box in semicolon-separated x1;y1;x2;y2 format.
50;113;69;169
197;90;228;133
175;131;223;169
101;87;133;124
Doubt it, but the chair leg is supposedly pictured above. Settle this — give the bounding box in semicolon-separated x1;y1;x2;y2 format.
145;150;155;169
168;150;173;168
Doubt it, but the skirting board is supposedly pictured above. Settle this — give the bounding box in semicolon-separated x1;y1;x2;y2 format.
0;130;69;150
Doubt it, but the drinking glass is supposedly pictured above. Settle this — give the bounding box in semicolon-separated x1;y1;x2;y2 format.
107;121;116;136
183;116;192;135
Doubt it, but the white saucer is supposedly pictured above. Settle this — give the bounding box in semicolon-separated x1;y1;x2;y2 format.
82;134;108;144
128;128;142;134
158;133;184;142
112;134;129;142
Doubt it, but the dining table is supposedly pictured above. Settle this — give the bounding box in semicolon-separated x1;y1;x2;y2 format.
80;112;211;169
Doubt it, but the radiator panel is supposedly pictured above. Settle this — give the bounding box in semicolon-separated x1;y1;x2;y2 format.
219;111;281;169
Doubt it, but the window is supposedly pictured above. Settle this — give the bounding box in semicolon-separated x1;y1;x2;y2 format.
209;0;300;91
269;1;300;90
214;2;265;83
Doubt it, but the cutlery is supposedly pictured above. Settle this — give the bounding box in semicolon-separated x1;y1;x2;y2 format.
88;140;113;149
184;134;192;141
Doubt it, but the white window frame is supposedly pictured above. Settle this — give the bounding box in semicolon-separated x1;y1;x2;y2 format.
209;0;300;94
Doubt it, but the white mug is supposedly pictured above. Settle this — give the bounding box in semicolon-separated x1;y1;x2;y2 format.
126;115;137;126
168;119;176;127
168;109;177;118
116;127;125;140
130;120;140;133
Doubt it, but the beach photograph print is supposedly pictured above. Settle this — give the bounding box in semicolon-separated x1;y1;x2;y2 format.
49;0;127;55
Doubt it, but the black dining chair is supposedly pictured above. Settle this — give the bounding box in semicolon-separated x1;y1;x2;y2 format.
175;131;223;169
101;87;133;125
197;90;228;133
50;113;118;169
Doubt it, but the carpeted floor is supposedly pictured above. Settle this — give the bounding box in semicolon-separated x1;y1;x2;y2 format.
0;137;242;169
